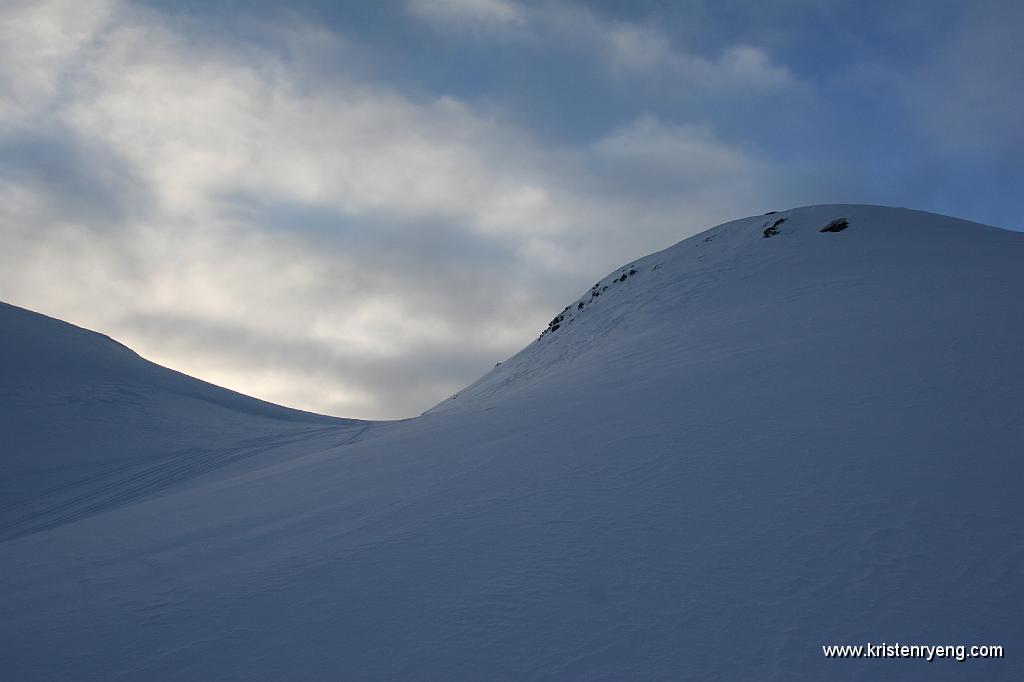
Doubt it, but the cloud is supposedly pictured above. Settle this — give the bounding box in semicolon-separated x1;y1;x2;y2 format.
406;0;526;30
0;0;119;126
407;0;794;93
604;25;792;90
0;0;806;419
593;117;758;182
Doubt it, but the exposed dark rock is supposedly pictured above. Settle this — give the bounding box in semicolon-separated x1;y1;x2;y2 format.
541;312;566;336
820;218;849;233
762;217;786;238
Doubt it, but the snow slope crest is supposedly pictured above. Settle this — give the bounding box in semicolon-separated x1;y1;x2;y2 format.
430;204;1019;413
0;301;357;542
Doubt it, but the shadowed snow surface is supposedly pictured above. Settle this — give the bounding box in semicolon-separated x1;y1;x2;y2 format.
1;205;1022;680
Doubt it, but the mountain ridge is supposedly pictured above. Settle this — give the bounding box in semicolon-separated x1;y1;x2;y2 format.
0;299;348;425
430;203;1022;414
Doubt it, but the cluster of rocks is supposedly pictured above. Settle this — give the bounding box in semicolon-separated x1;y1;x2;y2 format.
540;265;640;338
544;312;565;333
761;215;851;238
540;212;853;342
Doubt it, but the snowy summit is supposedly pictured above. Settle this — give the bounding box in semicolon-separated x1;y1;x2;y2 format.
1;205;1022;680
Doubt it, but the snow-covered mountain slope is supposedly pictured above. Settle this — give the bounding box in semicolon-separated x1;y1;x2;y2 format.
433;204;1021;416
0;302;360;541
2;205;1022;680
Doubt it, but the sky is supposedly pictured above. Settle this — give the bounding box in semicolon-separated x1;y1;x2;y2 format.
1;0;1022;420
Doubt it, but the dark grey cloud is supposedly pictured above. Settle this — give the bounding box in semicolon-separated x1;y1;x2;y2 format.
0;129;149;228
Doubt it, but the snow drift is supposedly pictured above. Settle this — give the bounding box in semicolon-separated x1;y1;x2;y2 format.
1;205;1021;680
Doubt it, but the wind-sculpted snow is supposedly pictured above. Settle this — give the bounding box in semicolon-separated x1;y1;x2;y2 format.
1;205;1022;680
